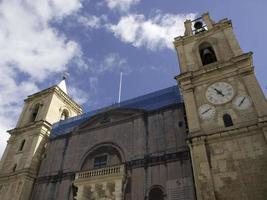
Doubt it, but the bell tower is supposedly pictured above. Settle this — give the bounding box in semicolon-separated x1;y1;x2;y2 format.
174;13;267;199
0;79;83;200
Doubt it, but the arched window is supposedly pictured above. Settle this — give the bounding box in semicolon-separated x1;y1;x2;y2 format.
93;155;107;168
223;114;233;127
81;145;123;171
19;139;25;151
12;164;17;172
60;109;69;120
199;42;217;65
31;104;40;122
148;186;165;200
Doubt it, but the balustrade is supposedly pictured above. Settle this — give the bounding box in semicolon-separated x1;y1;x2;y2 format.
75;164;124;180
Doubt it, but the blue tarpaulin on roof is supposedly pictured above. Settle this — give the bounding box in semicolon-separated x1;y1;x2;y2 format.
50;86;182;139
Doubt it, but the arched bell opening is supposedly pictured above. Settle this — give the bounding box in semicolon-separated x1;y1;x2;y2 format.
199;42;217;65
60;109;69;121
30;103;41;122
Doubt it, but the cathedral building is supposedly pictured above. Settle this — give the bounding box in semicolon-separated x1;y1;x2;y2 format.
0;13;266;200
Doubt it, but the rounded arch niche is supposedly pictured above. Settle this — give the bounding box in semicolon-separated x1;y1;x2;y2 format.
80;143;125;171
147;185;166;200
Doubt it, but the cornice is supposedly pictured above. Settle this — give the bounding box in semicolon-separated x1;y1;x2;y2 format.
25;86;83;114
8;120;52;136
50;104;183;141
175;52;253;90
34;150;190;184
53;86;83;114
187;119;267;145
0;168;37;180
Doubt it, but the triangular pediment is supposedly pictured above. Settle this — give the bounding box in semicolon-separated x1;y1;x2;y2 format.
78;108;144;130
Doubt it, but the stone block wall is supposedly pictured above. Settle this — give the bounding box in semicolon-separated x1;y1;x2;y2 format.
31;104;196;200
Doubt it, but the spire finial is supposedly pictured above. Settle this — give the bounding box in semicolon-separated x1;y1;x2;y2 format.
62;72;70;80
57;72;69;94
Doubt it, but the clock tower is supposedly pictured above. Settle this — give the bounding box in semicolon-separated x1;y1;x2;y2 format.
174;13;267;199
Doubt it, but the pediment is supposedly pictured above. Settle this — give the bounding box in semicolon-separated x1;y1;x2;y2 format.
78;108;144;130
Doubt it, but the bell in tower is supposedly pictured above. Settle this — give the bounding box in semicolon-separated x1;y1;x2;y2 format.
200;45;217;65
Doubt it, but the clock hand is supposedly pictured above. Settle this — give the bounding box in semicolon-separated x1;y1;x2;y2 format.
213;88;225;96
238;97;246;106
201;108;211;115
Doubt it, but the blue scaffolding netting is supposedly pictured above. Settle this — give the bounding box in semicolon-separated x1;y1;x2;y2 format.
50;86;182;139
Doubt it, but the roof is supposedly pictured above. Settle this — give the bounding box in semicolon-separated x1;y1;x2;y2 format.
57;79;68;94
50;85;182;139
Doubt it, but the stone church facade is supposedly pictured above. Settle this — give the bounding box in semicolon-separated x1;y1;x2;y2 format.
0;13;266;200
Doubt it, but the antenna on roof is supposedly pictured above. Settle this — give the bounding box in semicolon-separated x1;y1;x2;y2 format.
118;72;123;103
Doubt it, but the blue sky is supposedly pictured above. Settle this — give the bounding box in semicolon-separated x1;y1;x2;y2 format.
0;0;266;157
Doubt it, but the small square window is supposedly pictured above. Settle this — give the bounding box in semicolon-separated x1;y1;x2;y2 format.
94;155;107;168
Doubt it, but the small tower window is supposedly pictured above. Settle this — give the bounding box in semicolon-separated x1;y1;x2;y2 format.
12;164;17;172
60;110;69;121
19;139;25;151
31;104;40;122
223;114;233;127
199;42;217;65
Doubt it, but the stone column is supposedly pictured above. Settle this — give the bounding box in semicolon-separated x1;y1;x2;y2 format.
114;180;122;200
184;20;193;36
263;127;267;143
242;73;267;118
189;138;216;200
0;140;11;171
182;89;201;134
90;184;98;199
105;182;114;198
202;13;214;30
76;185;88;200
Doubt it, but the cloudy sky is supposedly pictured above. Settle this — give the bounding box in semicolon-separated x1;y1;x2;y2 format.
0;0;266;157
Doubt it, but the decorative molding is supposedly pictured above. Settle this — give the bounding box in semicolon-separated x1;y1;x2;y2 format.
25;86;82;114
34;151;190;184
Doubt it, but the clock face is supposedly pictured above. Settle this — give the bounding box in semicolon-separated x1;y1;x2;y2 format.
233;95;252;110
206;82;234;105
198;104;216;120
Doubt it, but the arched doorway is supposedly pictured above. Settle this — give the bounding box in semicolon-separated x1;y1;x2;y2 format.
148;186;165;200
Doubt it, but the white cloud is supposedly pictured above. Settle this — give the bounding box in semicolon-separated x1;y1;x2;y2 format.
89;77;99;93
0;0;81;81
78;15;102;29
108;13;196;50
68;87;89;105
73;52;129;75
0;0;83;158
106;0;140;12
0;66;39;158
25;0;82;21
92;53;130;74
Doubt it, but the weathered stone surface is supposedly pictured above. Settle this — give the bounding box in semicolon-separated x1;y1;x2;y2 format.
32;105;195;200
175;13;267;200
